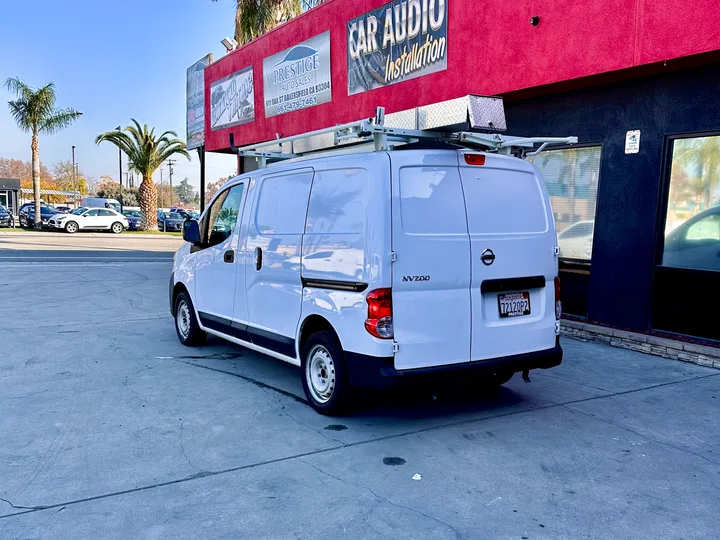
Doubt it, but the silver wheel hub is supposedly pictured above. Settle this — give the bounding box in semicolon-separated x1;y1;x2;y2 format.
306;345;335;404
176;300;191;339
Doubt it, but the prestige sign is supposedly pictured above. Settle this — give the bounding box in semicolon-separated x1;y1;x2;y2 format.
263;32;332;118
347;0;448;95
210;66;255;131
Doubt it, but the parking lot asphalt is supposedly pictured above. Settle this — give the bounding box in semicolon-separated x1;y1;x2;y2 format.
1;243;719;539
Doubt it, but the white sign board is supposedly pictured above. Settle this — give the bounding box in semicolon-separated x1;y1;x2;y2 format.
210;66;255;131
263;32;332;118
625;130;641;154
186;54;212;150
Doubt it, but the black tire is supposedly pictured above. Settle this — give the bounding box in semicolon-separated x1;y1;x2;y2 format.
111;221;124;234
301;330;353;415
174;291;206;346
65;221;79;234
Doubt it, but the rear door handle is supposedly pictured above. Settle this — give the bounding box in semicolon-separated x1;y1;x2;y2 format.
224;250;235;263
255;247;263;271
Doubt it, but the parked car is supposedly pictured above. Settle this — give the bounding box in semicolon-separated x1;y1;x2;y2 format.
20;205;60;228
47;207;129;234
0;205;13;227
170;148;563;414
172;209;199;220
663;206;720;272
81;197;121;212
122;209;142;230
157;211;186;232
55;206;71;213
557;220;594;259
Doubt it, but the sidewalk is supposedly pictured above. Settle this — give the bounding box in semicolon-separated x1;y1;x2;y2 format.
0;230;182;240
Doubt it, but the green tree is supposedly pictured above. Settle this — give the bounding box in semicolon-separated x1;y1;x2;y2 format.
96;180;140;207
5;78;82;227
175;177;197;205
95;120;189;230
53;160;87;199
211;0;325;45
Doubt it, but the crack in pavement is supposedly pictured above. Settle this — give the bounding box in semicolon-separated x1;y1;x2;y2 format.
178;419;204;473
562;404;720;466
295;457;466;540
264;389;347;446
1;371;718;521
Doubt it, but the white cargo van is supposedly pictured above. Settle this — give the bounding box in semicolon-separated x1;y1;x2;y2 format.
170;107;569;414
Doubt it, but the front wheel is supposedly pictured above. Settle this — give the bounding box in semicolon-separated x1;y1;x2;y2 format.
111;222;124;234
174;291;206;346
65;221;79;234
301;330;352;415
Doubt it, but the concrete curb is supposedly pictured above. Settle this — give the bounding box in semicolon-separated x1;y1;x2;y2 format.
561;319;720;369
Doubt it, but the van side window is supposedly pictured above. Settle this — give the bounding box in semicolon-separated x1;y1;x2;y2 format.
398;167;467;234
305;169;367;234
206;184;245;246
255;172;313;234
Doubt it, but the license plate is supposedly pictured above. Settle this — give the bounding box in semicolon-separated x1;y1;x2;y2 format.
498;292;531;318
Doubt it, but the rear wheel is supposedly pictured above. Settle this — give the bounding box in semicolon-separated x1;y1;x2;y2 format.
301;330;352;415
65;221;78;234
174;291;206;346
111;222;124;234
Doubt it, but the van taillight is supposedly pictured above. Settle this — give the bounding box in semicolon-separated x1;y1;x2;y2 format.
464;154;486;166
554;276;562;319
365;288;394;339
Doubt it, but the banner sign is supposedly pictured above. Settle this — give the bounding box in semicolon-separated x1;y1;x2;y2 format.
347;0;448;95
210;66;255;131
186;54;212;150
263;31;332;118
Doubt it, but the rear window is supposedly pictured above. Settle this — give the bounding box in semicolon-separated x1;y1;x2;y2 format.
399;166;467;235
461;168;548;234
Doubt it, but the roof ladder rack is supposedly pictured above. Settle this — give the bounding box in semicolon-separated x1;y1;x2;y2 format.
229;107;578;167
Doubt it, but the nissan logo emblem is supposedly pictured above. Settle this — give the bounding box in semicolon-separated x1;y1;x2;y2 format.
481;248;496;266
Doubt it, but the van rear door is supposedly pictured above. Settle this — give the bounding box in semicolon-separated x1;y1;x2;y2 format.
390;151;472;370
458;152;557;361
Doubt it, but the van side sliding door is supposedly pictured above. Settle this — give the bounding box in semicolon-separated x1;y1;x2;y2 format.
242;169;314;358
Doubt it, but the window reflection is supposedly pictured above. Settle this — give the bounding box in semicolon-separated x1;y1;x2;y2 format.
663;135;720;272
529;147;601;260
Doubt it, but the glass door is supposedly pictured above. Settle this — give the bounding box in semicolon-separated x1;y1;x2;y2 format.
652;133;720;341
0;191;8;210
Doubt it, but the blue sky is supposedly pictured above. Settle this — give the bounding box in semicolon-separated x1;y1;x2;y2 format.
0;0;239;191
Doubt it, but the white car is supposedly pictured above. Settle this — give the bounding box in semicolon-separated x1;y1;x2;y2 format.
48;207;129;234
170;146;563;414
557;220;595;259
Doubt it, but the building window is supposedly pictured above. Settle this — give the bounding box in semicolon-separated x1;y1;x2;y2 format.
528;146;601;260
662;135;720;272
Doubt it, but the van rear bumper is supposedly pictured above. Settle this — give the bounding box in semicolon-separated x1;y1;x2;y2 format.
345;338;563;389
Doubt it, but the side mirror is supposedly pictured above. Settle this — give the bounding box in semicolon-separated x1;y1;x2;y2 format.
183;219;201;244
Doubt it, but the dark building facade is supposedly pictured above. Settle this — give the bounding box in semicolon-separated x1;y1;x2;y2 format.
0;178;20;215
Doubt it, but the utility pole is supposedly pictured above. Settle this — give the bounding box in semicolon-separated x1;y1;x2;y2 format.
160;169;164;210
167;159;176;188
71;145;76;207
116;126;123;214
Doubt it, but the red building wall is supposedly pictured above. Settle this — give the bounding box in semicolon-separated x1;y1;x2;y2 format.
204;0;720;152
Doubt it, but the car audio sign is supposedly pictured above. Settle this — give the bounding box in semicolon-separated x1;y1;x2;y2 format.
347;0;448;95
263;32;332;118
210;66;255;130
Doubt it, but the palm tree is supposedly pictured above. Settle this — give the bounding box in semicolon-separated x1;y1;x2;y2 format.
5;78;82;228
212;0;325;46
96;120;189;230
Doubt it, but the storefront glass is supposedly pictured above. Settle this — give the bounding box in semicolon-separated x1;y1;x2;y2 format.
662;135;720;272
529;146;601;260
